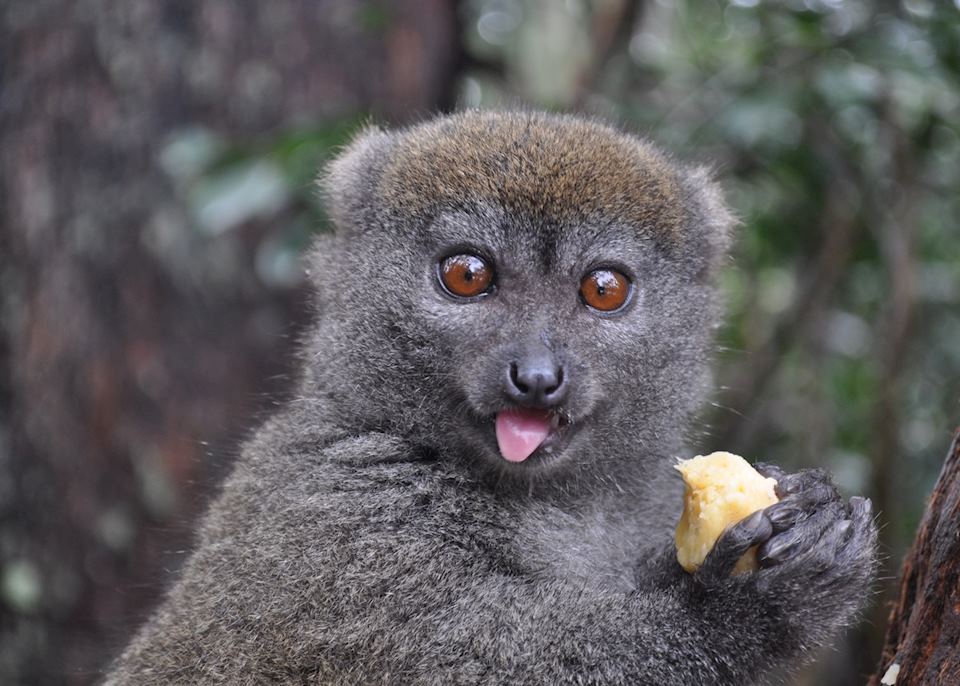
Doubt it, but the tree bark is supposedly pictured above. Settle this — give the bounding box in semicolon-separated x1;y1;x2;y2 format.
869;429;960;686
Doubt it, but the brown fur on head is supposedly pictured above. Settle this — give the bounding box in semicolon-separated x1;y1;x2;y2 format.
324;111;733;267
381;111;686;242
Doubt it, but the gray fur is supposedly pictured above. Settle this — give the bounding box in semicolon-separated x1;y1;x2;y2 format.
105;111;877;685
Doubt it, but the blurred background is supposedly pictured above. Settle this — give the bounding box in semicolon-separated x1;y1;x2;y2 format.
1;0;958;684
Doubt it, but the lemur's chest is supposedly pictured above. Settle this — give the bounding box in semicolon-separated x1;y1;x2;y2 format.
507;504;657;593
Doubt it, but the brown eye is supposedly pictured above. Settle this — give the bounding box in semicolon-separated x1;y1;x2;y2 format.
579;268;631;312
439;254;494;298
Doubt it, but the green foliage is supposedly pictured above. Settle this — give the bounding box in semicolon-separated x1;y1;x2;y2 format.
159;115;364;286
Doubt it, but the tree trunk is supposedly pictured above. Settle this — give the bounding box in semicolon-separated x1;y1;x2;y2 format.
869;429;960;686
0;2;458;684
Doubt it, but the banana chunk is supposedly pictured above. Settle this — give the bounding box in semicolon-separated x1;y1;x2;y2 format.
675;452;778;574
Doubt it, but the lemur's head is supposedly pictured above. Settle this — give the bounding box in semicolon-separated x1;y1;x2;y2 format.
308;111;734;485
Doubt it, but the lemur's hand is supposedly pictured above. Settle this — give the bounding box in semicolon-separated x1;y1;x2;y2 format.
695;465;877;642
754;465;875;580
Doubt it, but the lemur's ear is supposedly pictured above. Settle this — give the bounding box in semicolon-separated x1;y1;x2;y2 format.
319;125;393;233
683;165;738;278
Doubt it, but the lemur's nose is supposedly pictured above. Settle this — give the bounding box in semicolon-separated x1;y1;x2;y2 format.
506;347;567;407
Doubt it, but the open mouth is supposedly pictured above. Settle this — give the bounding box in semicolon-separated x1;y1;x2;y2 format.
494;408;571;463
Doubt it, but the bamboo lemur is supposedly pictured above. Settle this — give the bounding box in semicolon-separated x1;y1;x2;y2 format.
105;111;877;685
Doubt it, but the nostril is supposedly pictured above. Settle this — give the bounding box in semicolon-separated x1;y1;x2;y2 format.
509;362;529;393
543;366;564;396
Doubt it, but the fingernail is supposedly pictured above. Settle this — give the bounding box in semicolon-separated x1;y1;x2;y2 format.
776;476;801;495
746;510;766;527
768;506;802;527
759;539;798;566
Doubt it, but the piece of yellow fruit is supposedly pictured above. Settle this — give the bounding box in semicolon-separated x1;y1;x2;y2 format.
675;452;779;574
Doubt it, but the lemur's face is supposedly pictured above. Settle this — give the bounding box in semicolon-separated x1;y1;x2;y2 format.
407;208;709;477
432;238;631;465
313;111;732;481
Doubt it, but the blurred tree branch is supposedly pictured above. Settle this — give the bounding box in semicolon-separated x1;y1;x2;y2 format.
716;140;862;451
868;97;920;562
572;0;642;108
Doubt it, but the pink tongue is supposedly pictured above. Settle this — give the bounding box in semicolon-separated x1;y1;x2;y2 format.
495;409;552;463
